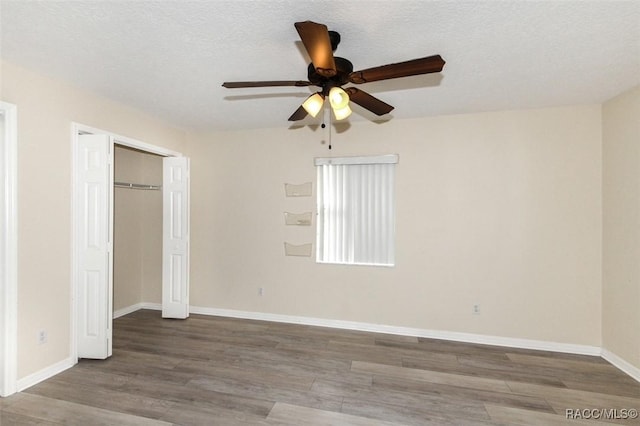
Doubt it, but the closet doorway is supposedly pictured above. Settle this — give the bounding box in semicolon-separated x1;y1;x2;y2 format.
113;145;163;319
72;123;190;361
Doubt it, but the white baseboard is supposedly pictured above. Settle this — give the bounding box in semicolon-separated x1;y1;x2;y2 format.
114;302;161;319
141;302;162;311
601;348;640;382
188;305;602;357
16;357;75;392
114;303;143;319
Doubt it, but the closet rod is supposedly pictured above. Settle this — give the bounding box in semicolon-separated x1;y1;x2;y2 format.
114;181;162;190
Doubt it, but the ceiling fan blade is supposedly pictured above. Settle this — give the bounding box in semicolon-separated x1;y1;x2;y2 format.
222;81;313;88
345;87;394;116
349;55;445;84
294;21;337;78
288;105;308;121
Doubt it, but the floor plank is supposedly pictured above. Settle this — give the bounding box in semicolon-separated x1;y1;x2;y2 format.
266;402;399;426
1;393;171;426
351;360;513;393
341;397;494;426
371;374;555;414
26;380;174;420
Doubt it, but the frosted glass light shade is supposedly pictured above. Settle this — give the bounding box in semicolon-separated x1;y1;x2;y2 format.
329;87;349;109
333;104;352;120
302;93;324;117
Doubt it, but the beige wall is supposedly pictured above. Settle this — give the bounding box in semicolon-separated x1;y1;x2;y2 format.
113;146;163;312
0;61;185;379
140;152;164;305
187;104;603;346
602;85;640;369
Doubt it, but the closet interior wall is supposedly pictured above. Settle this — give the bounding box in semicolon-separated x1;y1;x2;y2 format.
113;145;163;313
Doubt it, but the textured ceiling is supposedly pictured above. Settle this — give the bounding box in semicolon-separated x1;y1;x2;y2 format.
1;1;639;132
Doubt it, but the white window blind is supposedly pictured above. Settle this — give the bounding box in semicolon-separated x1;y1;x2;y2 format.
315;155;398;266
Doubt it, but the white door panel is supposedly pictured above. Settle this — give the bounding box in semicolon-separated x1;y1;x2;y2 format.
162;156;189;318
77;134;113;359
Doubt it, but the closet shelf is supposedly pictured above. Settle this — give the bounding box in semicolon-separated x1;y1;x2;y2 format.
114;181;162;190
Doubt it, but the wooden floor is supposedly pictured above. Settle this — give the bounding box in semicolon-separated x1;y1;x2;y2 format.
1;310;638;425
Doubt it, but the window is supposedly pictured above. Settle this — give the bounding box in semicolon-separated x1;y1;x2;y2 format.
315;154;398;266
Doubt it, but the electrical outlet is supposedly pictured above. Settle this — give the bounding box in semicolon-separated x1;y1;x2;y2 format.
259;287;264;296
38;330;48;344
472;304;481;315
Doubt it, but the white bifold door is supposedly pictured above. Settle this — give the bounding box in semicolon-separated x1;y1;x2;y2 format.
76;134;113;359
162;156;190;319
76;135;190;360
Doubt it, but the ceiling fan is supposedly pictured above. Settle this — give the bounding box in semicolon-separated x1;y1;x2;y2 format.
222;21;445;122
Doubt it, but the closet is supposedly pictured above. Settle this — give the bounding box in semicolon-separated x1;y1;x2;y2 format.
113;145;163;315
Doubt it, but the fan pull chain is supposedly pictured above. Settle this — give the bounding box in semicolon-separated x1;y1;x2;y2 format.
328;107;332;150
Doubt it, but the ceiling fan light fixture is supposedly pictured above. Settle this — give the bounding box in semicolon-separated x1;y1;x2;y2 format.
302;92;325;117
328;87;349;110
332;104;352;121
223;21;446;124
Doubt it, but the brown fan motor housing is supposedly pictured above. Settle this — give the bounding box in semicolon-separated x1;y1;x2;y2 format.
307;56;353;94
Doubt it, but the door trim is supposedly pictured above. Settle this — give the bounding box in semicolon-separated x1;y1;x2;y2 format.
74;123;182;157
0;101;18;397
71;123;186;362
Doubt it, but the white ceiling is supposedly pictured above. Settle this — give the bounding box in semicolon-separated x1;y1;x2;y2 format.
1;1;639;132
